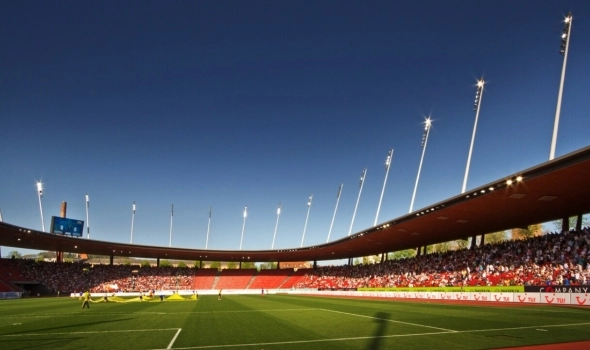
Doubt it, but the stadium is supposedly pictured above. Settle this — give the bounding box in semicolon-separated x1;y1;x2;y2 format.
1;144;590;349
2;2;590;350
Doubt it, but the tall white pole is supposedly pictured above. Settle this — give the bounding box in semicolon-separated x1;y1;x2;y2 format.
271;202;281;249
36;181;45;232
301;194;313;247
130;201;136;244
374;149;393;226
206;206;211;249
240;205;247;250
327;184;343;242
169;204;174;247
0;208;3;222
85;194;90;239
550;13;573;160
348;168;366;236
410;118;432;213
462;79;485;193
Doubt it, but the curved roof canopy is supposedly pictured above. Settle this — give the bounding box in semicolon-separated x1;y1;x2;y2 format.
2;146;590;262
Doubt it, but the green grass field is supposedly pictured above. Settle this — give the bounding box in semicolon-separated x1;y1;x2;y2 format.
1;295;590;349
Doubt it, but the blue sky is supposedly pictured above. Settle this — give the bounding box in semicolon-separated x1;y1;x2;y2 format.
1;1;589;258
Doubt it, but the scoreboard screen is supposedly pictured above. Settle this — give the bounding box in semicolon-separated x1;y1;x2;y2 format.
50;216;84;237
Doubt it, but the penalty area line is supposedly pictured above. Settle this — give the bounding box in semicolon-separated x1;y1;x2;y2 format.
168;329;182;349
1;328;181;337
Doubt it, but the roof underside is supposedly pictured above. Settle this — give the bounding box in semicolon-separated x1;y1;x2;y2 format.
2;146;590;263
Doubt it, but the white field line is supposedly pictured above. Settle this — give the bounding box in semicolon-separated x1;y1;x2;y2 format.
151;321;590;349
0;328;181;337
320;308;456;332
1;308;319;319
167;329;182;349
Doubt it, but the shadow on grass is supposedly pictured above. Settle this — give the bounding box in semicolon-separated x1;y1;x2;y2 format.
369;312;390;350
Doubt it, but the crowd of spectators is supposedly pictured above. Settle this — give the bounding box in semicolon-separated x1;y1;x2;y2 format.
295;227;590;289
3;227;589;293
11;260;194;293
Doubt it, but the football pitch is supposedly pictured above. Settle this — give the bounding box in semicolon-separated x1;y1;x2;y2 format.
1;295;590;349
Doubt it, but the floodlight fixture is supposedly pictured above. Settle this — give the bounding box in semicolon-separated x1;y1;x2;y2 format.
375;149;393;225
36;181;45;232
85;194;90;239
130;201;136;244
327;184;343;242
462;78;485;193
551;12;573;160
240;205;247;250
301;194;313;247
348;168;367;236
271;202;281;249
410;118;433;213
205;206;212;249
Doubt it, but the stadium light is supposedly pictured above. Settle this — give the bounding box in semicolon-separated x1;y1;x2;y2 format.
85;194;90;239
130;201;136;244
239;205;247;250
462;79;485;193
409;117;433;213
348;168;367;236
206;206;212;249
36;181;45;232
327;184;343;243
169;204;174;247
300;194;313;247
374;149;393;226
550;12;573;160
271;203;281;249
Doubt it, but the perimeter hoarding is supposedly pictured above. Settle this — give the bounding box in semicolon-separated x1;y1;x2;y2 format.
50;216;84;237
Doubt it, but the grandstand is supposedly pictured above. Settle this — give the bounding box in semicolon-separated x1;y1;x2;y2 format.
0;146;589;297
1;225;588;297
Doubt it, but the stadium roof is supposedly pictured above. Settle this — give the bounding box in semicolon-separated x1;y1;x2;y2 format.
2;145;590;263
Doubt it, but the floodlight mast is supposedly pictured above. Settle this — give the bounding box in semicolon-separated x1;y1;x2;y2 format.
169;204;174;247
205;206;212;249
239;205;247;250
300;194;313;247
85;194;90;239
327;184;343;242
36;181;45;232
271;203;281;249
409;118;432;213
374;149;393;226
462;79;485;193
348;168;367;236
130;201;136;244
550;12;573;160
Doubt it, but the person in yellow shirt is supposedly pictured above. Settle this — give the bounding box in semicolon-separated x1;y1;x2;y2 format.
81;291;90;309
